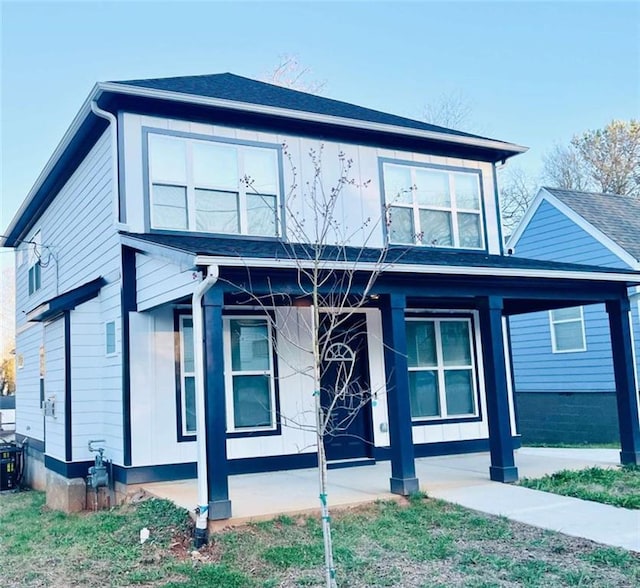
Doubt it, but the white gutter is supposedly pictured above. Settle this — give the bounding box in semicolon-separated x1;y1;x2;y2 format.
97;81;528;155
192;265;220;547
194;255;639;284
90;101;122;226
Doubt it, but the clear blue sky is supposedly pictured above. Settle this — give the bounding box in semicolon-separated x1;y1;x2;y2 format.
1;0;639;237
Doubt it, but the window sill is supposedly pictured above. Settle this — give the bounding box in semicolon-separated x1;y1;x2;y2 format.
411;414;482;426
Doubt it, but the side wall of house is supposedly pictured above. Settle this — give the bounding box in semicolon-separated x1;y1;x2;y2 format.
13;129;123;465
121;113;502;255
509;198;635;443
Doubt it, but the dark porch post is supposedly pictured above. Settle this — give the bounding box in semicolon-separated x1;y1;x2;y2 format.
203;286;232;519
478;296;518;483
606;297;640;465
380;293;419;495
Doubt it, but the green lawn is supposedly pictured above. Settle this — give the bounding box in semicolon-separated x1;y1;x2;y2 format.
519;465;640;509
1;490;638;587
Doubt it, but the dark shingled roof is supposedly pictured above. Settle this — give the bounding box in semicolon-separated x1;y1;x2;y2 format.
545;188;640;262
123;232;638;278
113;73;492;141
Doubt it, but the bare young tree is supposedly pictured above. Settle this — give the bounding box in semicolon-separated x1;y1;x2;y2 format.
261;54;327;94
222;145;396;587
498;166;538;237
422;89;475;132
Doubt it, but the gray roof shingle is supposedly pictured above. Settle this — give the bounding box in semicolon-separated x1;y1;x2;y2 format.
545;188;640;262
113;72;493;141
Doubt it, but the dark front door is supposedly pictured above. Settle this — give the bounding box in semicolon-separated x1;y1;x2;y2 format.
320;313;374;461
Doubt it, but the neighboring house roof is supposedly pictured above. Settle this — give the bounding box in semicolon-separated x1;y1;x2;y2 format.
113;73;484;141
2;72;526;247
122;232;640;284
543;188;640;262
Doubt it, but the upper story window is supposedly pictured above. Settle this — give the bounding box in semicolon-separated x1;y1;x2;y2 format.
549;306;586;353
382;162;484;249
147;133;281;237
28;231;42;295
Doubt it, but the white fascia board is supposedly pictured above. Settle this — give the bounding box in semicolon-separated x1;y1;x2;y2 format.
98;82;528;155
194;254;638;283
120;234;196;268
505;188;546;249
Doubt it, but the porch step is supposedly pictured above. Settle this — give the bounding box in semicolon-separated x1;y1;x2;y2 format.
327;457;376;470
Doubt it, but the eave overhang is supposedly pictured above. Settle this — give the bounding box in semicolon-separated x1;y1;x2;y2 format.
26;277;105;323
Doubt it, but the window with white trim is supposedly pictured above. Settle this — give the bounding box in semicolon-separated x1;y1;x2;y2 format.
28;231;42;295
178;315;197;436
406;317;478;420
224;317;277;432
148;133;281;237
383;162;484;249
549;306;586;353
105;321;117;356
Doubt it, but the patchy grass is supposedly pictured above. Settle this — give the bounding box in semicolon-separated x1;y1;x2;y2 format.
519;465;640;509
1;489;639;587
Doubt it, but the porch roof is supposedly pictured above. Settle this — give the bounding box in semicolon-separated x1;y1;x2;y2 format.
122;232;640;286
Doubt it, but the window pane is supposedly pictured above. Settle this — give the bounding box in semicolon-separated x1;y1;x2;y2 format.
420;209;452;247
195;189;239;233
384;165;413;205
554;322;584;351
244;148;278;194
106;322;116;355
441;321;472;366
149;135;187;183
231;320;270;371
406;321;436;367
182;318;194;372
444;370;474;415
458;213;482;248
247;194;277;236
551;307;582;321
415;170;450;207
193;142;238;189
233;375;272;428
454;173;480;210
388;207;414;244
409;371;440;418
152;185;187;229
184;376;196;433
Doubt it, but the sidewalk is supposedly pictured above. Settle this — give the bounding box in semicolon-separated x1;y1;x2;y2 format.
143;447;640;552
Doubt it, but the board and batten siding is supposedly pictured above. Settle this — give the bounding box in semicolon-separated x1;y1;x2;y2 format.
509;198;636;393
13;128;124;463
15;323;44;442
120;113;502;254
128;292;496;467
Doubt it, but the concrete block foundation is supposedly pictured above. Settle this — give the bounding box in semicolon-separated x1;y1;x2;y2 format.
45;469;86;513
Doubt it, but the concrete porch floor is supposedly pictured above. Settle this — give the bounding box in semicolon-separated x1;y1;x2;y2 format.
142;448;640;551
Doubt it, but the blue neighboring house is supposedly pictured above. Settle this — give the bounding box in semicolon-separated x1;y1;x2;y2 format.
508;187;640;444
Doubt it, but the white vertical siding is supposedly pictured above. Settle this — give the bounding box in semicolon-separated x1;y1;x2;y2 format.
15;323;44;441
122;113;502;253
43;318;65;460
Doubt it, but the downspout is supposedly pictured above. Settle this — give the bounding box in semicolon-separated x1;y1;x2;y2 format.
192;265;220;547
90;101;120;224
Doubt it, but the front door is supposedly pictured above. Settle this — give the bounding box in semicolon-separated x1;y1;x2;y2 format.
320;313;374;461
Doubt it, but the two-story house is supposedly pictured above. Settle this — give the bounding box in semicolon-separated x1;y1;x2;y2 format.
3;74;639;522
508;188;640;444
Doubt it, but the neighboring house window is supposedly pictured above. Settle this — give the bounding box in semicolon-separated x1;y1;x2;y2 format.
406;317;478;420
549;306;586;353
147;133;281;237
224;317;277;432
28;231;42;295
105;321;117;356
382;162;484;249
178;315;197;437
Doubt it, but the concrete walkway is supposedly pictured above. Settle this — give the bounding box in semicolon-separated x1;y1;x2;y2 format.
142;448;640;552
